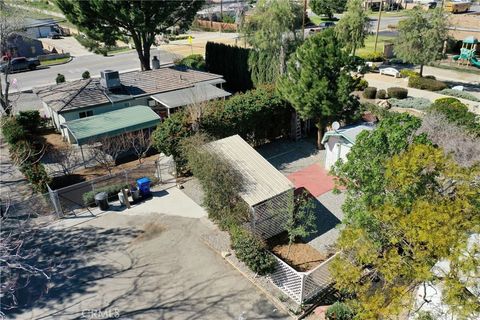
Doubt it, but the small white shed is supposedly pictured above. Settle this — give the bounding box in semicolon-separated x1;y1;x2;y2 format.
322;123;374;171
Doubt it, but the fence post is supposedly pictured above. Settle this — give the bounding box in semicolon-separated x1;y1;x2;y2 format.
299;273;306;304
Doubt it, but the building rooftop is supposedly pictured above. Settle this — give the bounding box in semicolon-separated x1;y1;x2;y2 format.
35;66;224;113
151;83;231;109
207;135;294;207
62;105;160;145
322;123;375;145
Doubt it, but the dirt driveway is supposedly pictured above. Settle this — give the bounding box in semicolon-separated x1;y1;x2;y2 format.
8;195;287;320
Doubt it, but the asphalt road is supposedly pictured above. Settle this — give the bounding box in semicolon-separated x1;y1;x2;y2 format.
6;48;179;92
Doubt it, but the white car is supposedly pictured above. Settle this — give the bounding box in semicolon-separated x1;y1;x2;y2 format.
379;67;401;78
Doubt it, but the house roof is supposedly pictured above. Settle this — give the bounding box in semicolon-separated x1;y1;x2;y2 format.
35;66;224;113
151;83;231;109
321;123;375;145
62;105;160;145
207;135;294;207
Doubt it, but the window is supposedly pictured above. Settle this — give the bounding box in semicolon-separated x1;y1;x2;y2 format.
79;110;93;118
147;98;156;107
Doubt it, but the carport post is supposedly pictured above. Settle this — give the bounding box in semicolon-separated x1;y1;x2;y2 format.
79;145;87;168
299;273;306;304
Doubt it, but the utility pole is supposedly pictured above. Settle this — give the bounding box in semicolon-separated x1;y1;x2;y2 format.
374;0;383;52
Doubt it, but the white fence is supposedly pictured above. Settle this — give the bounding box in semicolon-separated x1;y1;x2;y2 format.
267;252;338;304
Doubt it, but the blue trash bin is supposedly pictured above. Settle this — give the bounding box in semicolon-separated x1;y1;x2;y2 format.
137;177;151;197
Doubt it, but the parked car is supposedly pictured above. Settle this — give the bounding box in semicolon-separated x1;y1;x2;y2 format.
379;67;401;78
0;57;40;73
48;32;61;39
319;21;335;29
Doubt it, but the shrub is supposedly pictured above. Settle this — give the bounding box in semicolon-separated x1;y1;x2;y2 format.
400;69;420;78
408;76;448;91
389;97;432;110
355;78;369;91
424;75;436;80
358;51;384;62
376;89;387;99
429;98;480;136
326;302;355;320
174;54;206;71
1;117;26;144
56;73;66;84
387;87;408;99
82;71;90;79
20;163;51;193
230;225;276;275
82;183;128;206
363;87;377;99
16;110;41;134
439;89;480;102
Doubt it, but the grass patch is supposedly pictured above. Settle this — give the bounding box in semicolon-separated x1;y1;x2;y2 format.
432;63;480;76
40;57;71;66
357;34;396;56
10;0;62;13
367;10;408;18
108;47;133;55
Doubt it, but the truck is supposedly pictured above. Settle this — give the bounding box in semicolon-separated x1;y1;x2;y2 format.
444;1;472;13
0;57;41;73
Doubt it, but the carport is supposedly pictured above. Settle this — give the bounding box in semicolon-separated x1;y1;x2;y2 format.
61;105;160;162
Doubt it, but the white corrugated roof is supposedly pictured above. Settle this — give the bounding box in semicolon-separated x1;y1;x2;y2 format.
207;135;294;207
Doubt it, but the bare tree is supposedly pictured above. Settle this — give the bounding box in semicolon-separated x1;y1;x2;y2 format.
49;145;81;176
90;135;127;174
0;2;25;116
124;130;153;164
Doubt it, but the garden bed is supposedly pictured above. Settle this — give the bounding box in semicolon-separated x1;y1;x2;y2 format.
267;232;326;272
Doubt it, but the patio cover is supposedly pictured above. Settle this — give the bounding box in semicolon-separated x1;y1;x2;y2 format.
150;83;231;109
62;105;160;145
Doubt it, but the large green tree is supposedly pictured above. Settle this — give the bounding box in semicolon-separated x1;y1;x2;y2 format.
241;0;303;86
56;0;203;70
310;0;347;20
331;113;480;319
394;7;449;76
335;0;370;56
277;29;359;148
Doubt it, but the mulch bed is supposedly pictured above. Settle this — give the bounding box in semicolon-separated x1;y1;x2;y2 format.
267;232;326;272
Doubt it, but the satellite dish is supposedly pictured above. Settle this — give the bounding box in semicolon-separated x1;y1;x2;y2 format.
332;121;340;131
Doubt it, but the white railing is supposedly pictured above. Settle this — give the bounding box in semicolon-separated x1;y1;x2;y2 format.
267;252;338;305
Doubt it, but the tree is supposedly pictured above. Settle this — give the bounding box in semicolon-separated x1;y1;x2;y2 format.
90;135;127;174
310;0;347;19
335;0;370;56
81;71;90;79
278;29;360;148
56;0;203;71
124;130;153;164
241;0;303;86
331;143;480;319
0;2;25;115
56;73;65;84
394;7;449;76
49;145;81;176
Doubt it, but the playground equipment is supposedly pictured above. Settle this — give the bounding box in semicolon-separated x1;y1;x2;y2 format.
452;36;480;68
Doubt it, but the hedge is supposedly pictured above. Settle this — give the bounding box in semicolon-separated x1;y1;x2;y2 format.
1;117;26;145
362;87;377;99
389;97;432;110
326;302;355;320
376;89;387;99
429;98;480;137
16;110;42;134
20;163;50;193
400;69;420;78
82;183;129;206
408;76;448;91
439;89;480;102
174;54;206;71
355;78;369;91
387;87;408;99
205;42;253;92
230;225;276;275
358;51;384;62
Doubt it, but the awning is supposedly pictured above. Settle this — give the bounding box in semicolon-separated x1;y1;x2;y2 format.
62;105;160;145
151;83;231;109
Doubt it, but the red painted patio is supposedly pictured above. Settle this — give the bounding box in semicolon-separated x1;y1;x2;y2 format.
287;163;336;197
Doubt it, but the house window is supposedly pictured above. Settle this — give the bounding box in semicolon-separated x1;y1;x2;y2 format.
147;98;156;107
79;110;93;118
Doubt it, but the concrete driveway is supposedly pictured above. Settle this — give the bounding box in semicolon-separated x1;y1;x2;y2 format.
7;187;288;320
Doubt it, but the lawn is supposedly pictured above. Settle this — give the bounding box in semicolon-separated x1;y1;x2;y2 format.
308;15;337;25
40;57;71;66
367;10;409;18
356;34;396;55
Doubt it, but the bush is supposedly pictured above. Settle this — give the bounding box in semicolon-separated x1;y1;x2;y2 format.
376;89;387;99
439;89;480;102
230;225;276;275
424;75;436;80
389;97;432;110
1;117;26;144
174;54;206;71
82;71;90;79
358;51;384;62
355;78;369;91
16;110;41;134
400;69;420;78
326;302;355;320
82;183;128;206
429;98;480;136
56;73;66;84
362;87;377;99
20;163;51;193
408;76;448;91
387;87;408;99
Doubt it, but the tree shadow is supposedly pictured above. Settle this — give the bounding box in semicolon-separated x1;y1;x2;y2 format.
1;222;142;316
257;138;319;172
440;80;480;93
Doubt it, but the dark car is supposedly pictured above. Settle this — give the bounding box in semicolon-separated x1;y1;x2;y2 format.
0;57;40;73
319;21;335;29
48;32;61;39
